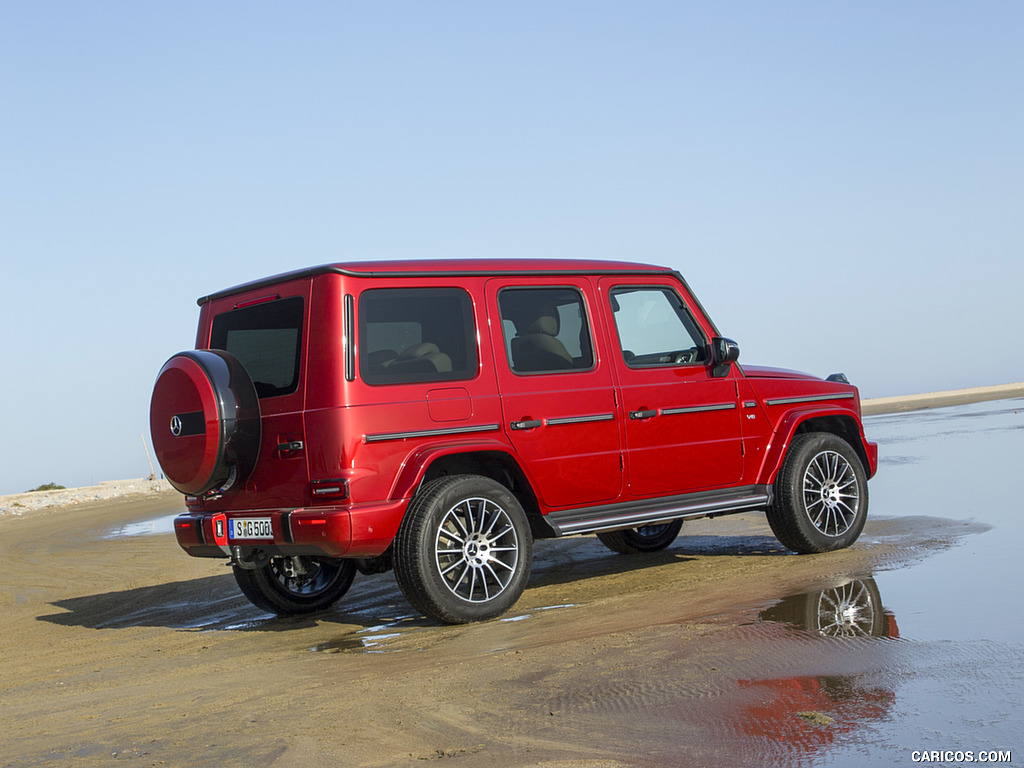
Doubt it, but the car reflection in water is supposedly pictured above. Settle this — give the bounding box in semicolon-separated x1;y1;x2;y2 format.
761;577;899;640
736;578;898;762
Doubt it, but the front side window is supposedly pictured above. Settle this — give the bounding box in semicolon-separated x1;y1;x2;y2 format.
359;288;477;385
498;287;594;374
610;287;707;366
210;296;304;398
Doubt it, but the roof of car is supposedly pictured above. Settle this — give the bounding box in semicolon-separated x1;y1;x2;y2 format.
198;258;676;305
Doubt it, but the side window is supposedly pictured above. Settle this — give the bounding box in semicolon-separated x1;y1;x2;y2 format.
211;296;303;398
498;287;594;374
610;286;707;366
358;288;477;385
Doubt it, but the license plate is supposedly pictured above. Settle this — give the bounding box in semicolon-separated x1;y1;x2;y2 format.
229;518;273;540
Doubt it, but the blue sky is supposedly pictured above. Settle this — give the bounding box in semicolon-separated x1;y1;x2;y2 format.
1;2;1021;494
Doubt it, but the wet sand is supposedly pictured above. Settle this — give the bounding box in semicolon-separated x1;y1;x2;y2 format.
1;385;1020;767
1;493;979;768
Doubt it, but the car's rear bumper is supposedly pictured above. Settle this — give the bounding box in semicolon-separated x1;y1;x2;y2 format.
173;498;409;559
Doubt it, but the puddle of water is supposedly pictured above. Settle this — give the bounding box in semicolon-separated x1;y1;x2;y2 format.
730;673;897;764
865;398;1024;643
307;613;423;653
759;578;899;640
500;603;580;623
311;632;404;654
308;604;581;654
725;399;1024;765
310;637;367;653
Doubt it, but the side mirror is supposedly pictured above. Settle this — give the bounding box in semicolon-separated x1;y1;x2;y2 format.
711;337;739;378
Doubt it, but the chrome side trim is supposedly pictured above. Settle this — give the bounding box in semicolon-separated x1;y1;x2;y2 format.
546;413;616;426
660;402;737;416
545;487;771;536
343;294;355;382
765;392;855;406
365;423;501;443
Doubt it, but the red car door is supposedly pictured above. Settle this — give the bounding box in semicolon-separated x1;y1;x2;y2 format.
598;276;742;497
486;278;623;508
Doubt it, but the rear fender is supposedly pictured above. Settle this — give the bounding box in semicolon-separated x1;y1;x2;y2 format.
389;439;531;502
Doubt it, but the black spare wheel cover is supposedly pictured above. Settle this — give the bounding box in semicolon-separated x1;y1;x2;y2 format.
149;350;261;495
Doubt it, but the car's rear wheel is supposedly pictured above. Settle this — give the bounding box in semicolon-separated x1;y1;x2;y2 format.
596;519;684;554
394;475;533;624
768;432;868;554
233;556;357;615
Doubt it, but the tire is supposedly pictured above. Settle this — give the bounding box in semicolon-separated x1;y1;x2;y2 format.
596;520;684;554
232;556;357;615
768;432;868;554
394;475;533;624
150;350;261;495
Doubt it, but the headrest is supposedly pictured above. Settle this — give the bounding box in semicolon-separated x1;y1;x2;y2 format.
522;314;559;336
396;342;440;360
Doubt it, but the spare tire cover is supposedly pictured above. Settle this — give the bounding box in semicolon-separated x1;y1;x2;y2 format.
150;350;261;495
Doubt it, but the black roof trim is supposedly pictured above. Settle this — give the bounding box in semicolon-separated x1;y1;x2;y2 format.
197;263;676;305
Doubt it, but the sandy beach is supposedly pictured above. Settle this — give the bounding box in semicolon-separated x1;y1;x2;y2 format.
860;381;1024;415
1;383;1021;767
0;477;173;517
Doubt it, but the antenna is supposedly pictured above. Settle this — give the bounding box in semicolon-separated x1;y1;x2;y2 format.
141;433;155;480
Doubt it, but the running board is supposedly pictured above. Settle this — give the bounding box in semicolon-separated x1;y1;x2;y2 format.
544;485;772;537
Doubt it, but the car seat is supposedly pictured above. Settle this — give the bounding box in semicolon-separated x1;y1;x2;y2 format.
510;303;573;372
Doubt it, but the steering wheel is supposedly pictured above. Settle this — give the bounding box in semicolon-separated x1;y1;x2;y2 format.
672;348;697;364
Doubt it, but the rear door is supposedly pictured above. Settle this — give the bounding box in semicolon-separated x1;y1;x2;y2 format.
598;276;742;497
486;278;622;508
204;282;311;508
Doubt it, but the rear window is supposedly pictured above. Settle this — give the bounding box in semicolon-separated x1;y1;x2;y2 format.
359;288;477;385
498;287;594;374
210;297;304;398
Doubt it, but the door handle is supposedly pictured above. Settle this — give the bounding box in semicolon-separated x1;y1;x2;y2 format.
510;419;543;431
628;409;658;420
276;440;304;453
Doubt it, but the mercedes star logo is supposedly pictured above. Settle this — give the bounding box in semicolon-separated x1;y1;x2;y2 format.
170;415;183;437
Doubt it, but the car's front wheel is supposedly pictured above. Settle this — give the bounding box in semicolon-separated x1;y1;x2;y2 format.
394;475;533;624
767;432;868;554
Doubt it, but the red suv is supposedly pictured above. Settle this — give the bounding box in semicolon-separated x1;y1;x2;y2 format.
150;260;877;624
